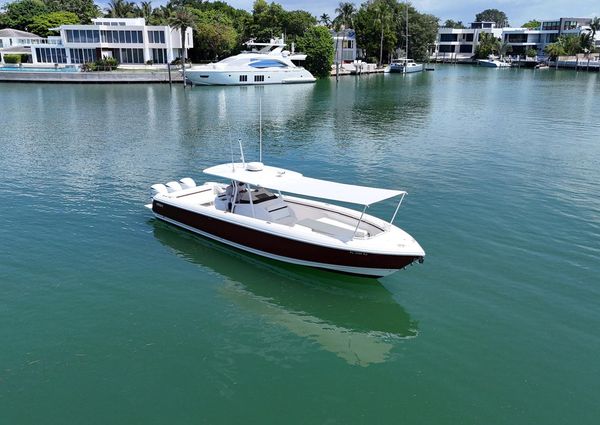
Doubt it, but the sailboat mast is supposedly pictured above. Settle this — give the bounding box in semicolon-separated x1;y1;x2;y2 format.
405;2;408;58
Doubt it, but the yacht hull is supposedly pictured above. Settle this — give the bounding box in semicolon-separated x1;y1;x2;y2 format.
389;64;424;73
186;69;316;86
152;200;422;278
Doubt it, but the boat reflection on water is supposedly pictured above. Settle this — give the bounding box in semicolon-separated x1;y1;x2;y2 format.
151;220;418;366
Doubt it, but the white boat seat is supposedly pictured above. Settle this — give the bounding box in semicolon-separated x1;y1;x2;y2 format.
297;218;368;239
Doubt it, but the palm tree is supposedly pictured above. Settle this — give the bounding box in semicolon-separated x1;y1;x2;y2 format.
499;42;512;59
373;0;392;65
590;16;600;39
105;0;136;18
169;7;196;86
333;2;356;64
140;1;153;21
319;13;331;28
544;42;566;60
476;32;501;58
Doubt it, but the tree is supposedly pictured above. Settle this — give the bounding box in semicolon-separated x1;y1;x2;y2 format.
499;42;512;58
296;25;334;78
544;42;566;60
521;20;540;29
475;32;501;58
319;13;331;28
245;0;286;41
169;7;196;85
353;0;436;63
443;19;465;29
28;11;79;36
475;9;508;27
43;0;100;23
525;48;537;58
281;10;316;42
0;0;48;30
190;9;237;61
590;16;600;39
333;2;356;64
105;0;137;18
139;1;153;20
373;0;393;65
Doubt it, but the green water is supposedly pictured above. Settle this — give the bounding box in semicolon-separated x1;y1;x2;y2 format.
1;66;599;424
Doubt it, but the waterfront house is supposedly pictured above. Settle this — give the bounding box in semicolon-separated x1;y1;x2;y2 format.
434;22;502;62
433;17;600;62
0;28;44;63
28;18;192;66
332;29;358;63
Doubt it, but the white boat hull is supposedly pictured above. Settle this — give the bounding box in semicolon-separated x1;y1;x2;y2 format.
478;59;511;68
148;183;425;278
389;63;424;73
186;68;316;86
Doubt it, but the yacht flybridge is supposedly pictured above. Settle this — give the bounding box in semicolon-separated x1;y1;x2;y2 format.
185;36;316;86
147;161;425;278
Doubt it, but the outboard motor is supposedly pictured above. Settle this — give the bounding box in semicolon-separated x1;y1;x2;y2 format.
165;181;182;193
179;177;196;190
150;183;168;199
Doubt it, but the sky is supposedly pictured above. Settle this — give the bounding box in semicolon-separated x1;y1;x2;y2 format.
223;0;599;27
0;0;598;28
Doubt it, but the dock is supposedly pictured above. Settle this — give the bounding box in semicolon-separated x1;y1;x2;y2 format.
0;69;182;83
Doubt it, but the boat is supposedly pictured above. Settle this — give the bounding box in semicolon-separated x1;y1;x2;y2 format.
146;158;425;278
478;56;511;68
185;36;316;86
535;63;549;70
388;58;424;73
386;3;423;74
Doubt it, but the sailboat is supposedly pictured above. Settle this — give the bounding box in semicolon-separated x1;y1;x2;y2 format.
387;2;423;73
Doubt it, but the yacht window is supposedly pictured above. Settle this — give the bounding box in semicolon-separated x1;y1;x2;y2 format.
239;75;247;82
254;75;265;82
249;59;288;68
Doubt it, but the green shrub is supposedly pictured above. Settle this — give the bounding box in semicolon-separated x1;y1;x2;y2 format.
94;56;118;71
525;48;537;58
3;54;21;64
80;62;96;72
146;59;154;65
20;53;30;63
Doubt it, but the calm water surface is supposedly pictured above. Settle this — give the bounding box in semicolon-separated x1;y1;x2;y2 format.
1;66;599;424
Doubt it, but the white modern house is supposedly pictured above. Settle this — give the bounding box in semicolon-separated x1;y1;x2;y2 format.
433;17;599;61
27;18;192;66
433;22;502;61
0;28;45;63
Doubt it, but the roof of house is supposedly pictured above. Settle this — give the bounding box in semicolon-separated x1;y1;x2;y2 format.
0;28;42;39
0;45;32;53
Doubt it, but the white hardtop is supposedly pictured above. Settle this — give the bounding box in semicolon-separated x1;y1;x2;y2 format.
203;162;405;206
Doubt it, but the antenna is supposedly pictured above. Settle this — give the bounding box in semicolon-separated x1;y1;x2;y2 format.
238;138;246;166
228;125;235;172
259;97;262;163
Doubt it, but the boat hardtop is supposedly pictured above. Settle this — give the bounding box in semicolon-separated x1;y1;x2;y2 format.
203;162;405;206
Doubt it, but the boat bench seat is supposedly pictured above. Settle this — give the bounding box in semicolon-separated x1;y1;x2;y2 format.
297;218;368;239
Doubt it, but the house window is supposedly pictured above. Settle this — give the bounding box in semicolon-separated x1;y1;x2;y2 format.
459;44;472;53
440;34;458;42
254;75;264;82
239;75;247;82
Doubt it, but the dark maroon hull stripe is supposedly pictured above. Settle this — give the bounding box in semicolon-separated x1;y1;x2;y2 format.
153;201;420;271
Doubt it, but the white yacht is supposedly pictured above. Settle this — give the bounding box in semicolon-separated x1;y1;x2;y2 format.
478;56;511;68
185;37;316;86
147;161;425;278
387;58;424;73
